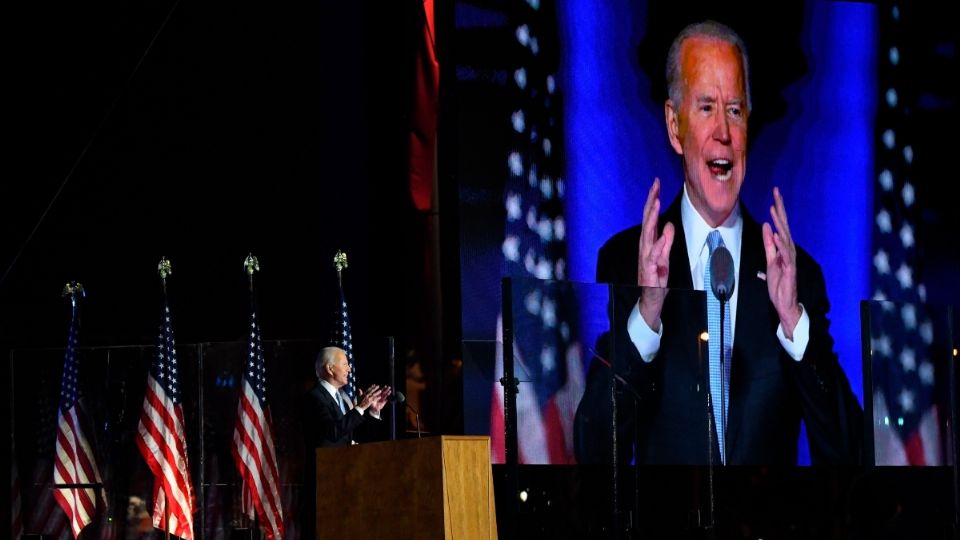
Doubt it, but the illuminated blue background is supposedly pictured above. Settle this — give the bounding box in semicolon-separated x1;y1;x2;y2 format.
559;1;877;464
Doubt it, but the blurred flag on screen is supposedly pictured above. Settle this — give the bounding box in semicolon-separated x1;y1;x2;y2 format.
870;23;944;466
488;2;584;465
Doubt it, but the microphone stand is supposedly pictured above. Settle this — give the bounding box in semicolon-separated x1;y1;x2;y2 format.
702;292;729;540
406;399;422;439
719;298;728;467
390;391;422;438
700;329;717;540
708;243;736;538
588;346;644;539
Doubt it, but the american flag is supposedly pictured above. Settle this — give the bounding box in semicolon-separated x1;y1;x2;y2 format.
869;4;943;466
488;1;584;465
230;297;284;540
136;300;196;539
53;288;105;538
331;275;356;402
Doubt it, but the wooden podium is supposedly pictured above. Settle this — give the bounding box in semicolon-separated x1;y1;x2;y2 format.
314;435;498;539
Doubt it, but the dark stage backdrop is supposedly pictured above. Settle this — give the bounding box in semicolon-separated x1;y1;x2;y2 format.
4;3;431;537
3;2;373;351
453;0;959;464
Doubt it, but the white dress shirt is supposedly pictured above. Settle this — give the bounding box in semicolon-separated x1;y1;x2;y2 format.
319;379;369;416
626;186;809;362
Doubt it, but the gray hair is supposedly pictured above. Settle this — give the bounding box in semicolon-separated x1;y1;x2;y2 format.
665;20;751;113
315;346;345;378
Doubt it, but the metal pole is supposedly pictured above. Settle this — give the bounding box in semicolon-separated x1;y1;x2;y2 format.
947;306;958;538
500;277;519;539
197;342;205;540
388;336;396;441
608;285;619;539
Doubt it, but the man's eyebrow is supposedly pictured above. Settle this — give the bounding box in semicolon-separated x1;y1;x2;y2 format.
695;95;717;103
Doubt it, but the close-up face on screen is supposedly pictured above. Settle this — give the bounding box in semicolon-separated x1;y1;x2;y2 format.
453;0;958;469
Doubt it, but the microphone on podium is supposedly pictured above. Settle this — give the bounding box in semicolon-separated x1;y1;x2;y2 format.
390;391;422;438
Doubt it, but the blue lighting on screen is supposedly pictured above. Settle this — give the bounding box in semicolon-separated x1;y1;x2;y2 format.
560;1;876;464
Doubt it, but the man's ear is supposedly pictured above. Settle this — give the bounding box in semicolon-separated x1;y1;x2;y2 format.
664;99;683;155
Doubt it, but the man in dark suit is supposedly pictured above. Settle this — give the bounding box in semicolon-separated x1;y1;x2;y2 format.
303;345;390;448
300;346;390;539
574;20;862;465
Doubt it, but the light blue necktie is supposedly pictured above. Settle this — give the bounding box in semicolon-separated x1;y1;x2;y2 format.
705;230;732;464
336;392;346;415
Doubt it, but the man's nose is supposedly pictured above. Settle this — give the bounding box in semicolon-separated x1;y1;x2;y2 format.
713;113;731;144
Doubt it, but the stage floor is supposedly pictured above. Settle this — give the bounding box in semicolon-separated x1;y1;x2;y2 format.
492;464;958;539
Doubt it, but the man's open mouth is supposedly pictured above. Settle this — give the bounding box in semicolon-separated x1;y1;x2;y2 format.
707;159;733;181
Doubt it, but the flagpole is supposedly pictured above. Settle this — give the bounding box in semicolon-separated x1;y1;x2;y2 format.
244;254;261;539
157;257;172;540
196;338;206;540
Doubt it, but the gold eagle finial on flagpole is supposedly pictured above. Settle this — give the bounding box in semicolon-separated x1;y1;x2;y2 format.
244;253;260;291
158;257;172;280
244;253;260;276
157;257;172;295
61;281;84;297
62;281;85;310
334;250;348;287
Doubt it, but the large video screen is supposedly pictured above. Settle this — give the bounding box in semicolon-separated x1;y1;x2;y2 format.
454;1;950;466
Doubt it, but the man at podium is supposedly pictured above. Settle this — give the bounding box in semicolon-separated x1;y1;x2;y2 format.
299;346;391;539
303;345;391;448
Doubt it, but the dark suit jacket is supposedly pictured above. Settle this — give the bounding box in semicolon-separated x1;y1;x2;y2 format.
575;193;862;465
299;383;379;539
302;383;368;449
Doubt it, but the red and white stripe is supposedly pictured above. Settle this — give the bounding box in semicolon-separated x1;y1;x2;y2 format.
231;378;284;540
489;316;583;465
27;460;71;540
136;373;195;540
53;404;103;538
872;390;943;465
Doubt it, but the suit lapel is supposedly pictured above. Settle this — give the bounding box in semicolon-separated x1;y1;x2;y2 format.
318;385;345;419
662;194;693;290
725;207;767;462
